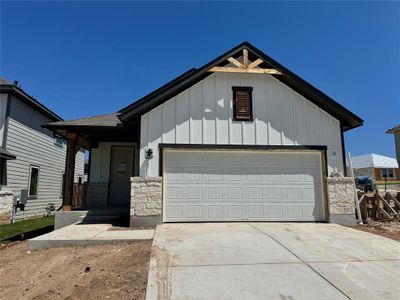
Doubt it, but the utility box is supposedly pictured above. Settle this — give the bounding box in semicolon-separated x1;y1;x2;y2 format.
14;189;28;205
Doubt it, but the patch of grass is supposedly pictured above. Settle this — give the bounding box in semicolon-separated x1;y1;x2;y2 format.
0;216;54;243
376;181;400;185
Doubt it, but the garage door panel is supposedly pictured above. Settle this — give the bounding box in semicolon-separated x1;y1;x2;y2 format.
207;171;223;181
207;187;223;200
227;206;243;218
208;206;224;218
166;205;184;218
247;187;263;199
227;187;242;200
187;206;202;218
163;150;325;222
165;187;183;200
187;187;202;199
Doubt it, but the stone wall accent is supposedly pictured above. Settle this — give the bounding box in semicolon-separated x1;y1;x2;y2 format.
130;177;162;217
0;191;14;224
327;177;355;215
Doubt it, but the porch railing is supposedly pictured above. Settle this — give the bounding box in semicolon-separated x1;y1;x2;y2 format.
72;183;87;209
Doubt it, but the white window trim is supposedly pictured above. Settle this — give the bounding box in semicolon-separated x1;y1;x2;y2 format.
54;137;64;147
60;172;65;198
28;165;40;198
380;168;395;179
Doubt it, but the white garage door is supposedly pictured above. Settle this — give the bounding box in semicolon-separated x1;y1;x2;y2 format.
163;149;326;222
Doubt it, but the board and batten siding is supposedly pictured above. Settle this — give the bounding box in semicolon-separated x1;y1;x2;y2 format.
4;96;84;220
140;73;343;177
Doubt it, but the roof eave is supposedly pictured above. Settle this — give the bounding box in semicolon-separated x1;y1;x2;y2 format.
386;126;400;134
42;124;125;131
0;84;63;122
118;42;250;121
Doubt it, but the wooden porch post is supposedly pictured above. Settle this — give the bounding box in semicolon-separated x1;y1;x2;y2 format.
63;133;78;211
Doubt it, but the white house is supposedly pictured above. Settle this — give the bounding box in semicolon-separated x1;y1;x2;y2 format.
44;42;363;226
352;153;399;182
0;79;84;222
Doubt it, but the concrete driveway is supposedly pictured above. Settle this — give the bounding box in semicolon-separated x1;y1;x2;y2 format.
145;223;400;300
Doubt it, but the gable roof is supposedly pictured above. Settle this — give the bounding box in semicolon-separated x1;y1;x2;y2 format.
351;153;399;169
118;41;363;131
0;80;62;122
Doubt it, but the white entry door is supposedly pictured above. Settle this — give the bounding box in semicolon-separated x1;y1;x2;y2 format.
163;149;325;222
109;146;134;206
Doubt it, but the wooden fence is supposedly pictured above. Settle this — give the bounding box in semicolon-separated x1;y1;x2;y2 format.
72;183;87;209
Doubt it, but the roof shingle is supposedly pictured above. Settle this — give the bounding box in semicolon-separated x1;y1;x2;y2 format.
44;112;122;128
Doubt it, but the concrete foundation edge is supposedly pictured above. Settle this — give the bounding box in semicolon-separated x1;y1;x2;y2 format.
130;215;161;227
27;238;149;251
54;211;89;230
330;214;357;226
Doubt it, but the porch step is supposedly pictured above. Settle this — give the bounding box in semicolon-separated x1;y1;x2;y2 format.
73;207;130;216
78;215;121;224
28;223;154;251
55;207;130;229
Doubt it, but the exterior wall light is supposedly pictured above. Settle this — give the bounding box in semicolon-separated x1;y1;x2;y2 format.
145;148;154;159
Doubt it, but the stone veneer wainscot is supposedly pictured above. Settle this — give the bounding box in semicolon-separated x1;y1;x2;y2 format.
327;177;355;216
0;191;14;224
130;177;162;221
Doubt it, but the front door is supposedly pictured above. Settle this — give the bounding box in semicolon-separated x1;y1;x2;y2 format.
109;146;134;206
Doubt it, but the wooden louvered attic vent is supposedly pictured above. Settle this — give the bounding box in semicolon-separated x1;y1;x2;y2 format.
233;87;253;121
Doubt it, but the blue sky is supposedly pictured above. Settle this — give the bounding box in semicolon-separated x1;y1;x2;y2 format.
1;1;399;157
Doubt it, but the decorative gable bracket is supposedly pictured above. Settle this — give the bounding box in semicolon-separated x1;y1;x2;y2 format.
209;48;282;75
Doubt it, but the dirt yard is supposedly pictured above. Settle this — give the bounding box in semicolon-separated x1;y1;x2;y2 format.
0;241;152;300
349;221;400;242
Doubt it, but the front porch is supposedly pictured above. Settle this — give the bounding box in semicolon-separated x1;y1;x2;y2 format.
43;113;140;227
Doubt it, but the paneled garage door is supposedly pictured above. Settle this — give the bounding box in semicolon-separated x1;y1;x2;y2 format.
163;149;326;222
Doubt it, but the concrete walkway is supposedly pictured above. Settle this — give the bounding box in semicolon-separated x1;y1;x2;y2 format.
146;223;400;300
28;223;154;251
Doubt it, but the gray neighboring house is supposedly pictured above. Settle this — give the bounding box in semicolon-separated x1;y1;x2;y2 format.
45;42;363;226
0;78;84;222
387;124;400;164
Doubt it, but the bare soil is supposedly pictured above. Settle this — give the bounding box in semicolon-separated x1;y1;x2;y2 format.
349;221;400;242
0;241;152;300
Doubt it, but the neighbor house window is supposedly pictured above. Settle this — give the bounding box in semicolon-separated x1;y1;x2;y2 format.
28;166;40;197
54;137;64;147
381;168;395;179
0;159;6;186
60;173;65;197
232;87;253;121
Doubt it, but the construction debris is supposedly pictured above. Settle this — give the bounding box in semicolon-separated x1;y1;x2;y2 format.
357;190;400;223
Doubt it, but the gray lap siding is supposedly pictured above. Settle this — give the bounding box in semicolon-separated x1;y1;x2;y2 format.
4;96;84;220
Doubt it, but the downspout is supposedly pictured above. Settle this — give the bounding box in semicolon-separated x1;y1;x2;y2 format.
340;123;347;177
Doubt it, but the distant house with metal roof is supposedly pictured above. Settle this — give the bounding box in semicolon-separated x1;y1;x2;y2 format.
0;78;84;222
386;124;400;164
351;153;399;182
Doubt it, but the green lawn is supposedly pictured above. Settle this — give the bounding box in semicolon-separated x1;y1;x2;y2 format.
0;216;54;243
376;181;400;185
